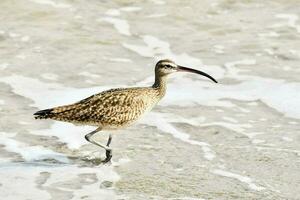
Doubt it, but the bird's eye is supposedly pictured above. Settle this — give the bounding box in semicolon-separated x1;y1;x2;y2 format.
165;65;172;68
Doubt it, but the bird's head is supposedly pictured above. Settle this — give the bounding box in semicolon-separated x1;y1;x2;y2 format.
155;59;218;83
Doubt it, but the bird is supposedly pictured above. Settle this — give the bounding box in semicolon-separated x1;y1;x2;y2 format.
34;59;217;163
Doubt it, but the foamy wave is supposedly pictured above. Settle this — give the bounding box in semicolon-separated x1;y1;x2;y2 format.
100;17;131;36
143;113;215;160
28;0;71;8
211;169;265;191
0;132;68;163
275;14;300;33
0;63;9;70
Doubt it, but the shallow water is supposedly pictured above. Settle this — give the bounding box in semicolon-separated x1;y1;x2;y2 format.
0;0;299;199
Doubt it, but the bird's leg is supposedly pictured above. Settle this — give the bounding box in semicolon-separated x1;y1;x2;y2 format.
106;134;112;147
103;134;112;163
84;127;112;163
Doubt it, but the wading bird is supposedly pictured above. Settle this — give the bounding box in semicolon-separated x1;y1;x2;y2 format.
34;59;217;163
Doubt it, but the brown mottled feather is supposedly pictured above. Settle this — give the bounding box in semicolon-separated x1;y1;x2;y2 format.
34;87;161;130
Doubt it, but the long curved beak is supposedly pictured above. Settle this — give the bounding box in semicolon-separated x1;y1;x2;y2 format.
177;66;218;83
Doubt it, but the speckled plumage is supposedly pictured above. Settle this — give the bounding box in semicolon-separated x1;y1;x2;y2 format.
35;86;163;129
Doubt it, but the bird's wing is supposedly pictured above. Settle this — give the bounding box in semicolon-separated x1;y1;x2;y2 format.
35;87;154;125
62;88;149;124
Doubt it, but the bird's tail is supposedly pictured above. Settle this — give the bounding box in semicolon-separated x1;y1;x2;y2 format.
33;104;79;120
34;108;55;119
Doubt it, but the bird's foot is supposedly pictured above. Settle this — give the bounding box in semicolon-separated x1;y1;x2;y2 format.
101;135;113;164
101;149;112;164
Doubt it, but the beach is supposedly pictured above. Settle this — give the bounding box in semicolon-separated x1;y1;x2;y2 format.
0;0;299;199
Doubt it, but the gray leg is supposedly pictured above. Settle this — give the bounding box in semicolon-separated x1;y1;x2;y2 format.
84;127;112;163
103;134;112;163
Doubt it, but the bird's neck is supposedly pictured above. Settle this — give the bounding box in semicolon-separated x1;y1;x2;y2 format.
152;74;167;97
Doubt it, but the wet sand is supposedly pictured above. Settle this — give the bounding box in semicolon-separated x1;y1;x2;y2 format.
0;0;300;199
